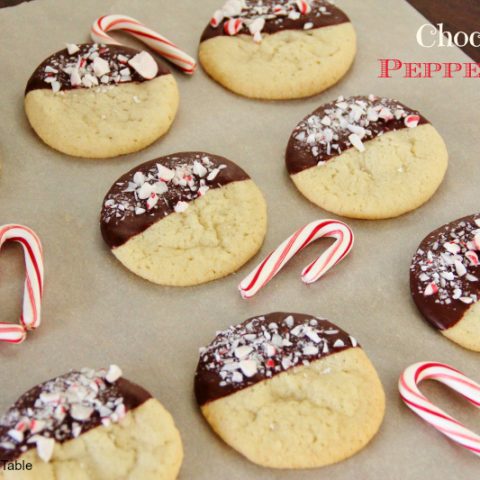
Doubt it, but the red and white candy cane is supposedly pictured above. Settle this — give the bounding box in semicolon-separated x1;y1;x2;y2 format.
0;225;44;344
399;362;480;456
239;220;354;299
91;14;197;75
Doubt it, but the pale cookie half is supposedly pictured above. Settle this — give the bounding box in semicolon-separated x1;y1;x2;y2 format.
25;43;179;158
410;214;480;352
0;366;183;480
199;0;356;100
100;152;267;286
286;95;448;219
195;312;385;469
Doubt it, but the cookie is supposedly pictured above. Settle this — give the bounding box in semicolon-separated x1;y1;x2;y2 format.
410;214;480;352
100;152;267;286
286;95;448;219
25;43;179;158
199;0;356;100
195;312;385;469
0;366;183;479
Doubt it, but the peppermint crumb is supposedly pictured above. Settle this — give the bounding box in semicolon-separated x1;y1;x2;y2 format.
37;44;156;94
197;314;358;389
102;154;226;225
0;366;125;463
291;95;422;163
210;0;337;42
412;215;480;307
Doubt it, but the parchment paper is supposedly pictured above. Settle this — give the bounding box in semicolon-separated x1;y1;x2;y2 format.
0;1;479;478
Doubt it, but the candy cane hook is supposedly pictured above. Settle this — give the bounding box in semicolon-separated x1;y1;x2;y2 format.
0;225;44;344
239;219;354;299
399;362;480;456
91;14;197;75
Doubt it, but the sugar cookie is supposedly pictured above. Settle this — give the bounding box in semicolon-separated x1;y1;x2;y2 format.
199;0;356;99
0;366;183;479
410;214;480;352
25;43;179;158
195;312;385;468
286;95;448;219
100;152;267;286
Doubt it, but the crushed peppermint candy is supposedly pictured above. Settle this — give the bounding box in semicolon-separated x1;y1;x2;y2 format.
0;366;143;463
205;0;347;43
27;43;161;94
286;95;426;172
100;153;249;248
411;215;480;330
102;155;223;221
195;312;358;405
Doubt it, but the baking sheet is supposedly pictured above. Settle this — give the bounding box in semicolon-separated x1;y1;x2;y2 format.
0;0;479;478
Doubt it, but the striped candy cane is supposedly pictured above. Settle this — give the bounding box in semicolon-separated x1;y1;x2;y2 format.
239;220;354;299
399;362;480;456
91;14;197;75
0;225;44;344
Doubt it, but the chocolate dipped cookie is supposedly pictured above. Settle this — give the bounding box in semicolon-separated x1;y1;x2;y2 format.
0;366;183;479
411;214;480;352
286;95;448;219
25;43;179;158
100;152;267;286
199;0;356;99
195;312;385;469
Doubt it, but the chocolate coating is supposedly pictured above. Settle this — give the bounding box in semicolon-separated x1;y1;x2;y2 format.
101;152;251;249
0;370;151;464
25;43;170;94
410;214;480;331
286;95;429;175
195;312;358;406
201;0;350;43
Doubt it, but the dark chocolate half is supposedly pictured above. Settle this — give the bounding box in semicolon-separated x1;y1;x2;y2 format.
100;152;251;249
25;43;170;95
286;95;429;175
0;368;151;464
201;0;350;43
194;312;358;406
410;214;480;331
